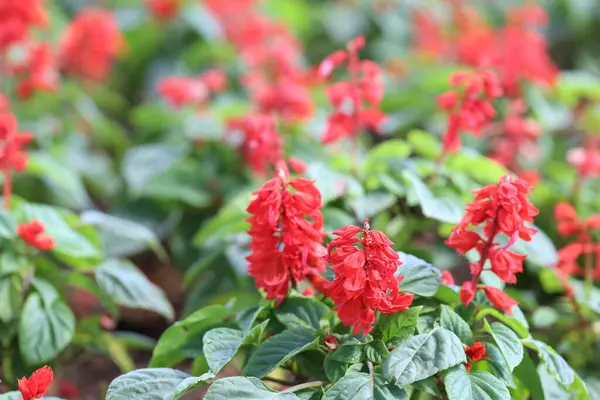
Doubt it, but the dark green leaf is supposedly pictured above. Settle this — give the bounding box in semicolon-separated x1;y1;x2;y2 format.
0;275;22;323
444;365;510;400
484;321;523;371
485;343;515;388
105;368;190;400
203;328;244;374
365;340;389;364
275;297;330;330
440;305;473;343
523;339;575;389
379;306;421;344
323;372;407;400
513;352;544;400
204;377;300;399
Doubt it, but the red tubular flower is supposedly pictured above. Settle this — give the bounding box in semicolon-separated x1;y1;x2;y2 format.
9;42;58;99
158;69;226;108
482;286;518;314
145;0;180;21
567;137;600;181
246;169;326;303
464;341;487;372
324;334;339;351
441;270;455;285
447;175;538;312
0;112;34;209
227;114;283;176
59;9;124;81
17;365;53;400
438;69;502;153
325;220;414;335
0;0;47;50
18;219;54;250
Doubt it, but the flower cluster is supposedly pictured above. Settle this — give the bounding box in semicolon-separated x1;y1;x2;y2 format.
17;365;53;400
246;168;326;302
0;109;33;209
325;221;414;335
18;219;54;250
59;8;124;81
555;202;600;280
437;69;502;153
464;342;487;372
319;36;386;144
8;42;58;99
0;0;47;51
446;174;538;314
567;137;600;181
145;0;180;21
158;69;227;108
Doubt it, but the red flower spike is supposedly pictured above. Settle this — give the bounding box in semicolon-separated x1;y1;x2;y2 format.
158;69;226;108
145;0;180;21
9;43;58;99
18;220;54;250
460;281;476;306
482;286;518;314
59;9;124;81
324;335;339;351
246;170;326;303
0;0;47;51
17;366;53;400
441;270;455;286
325;221;414;335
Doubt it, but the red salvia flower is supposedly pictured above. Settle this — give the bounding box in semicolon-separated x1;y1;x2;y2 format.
17;365;53;400
9;42;59;99
145;0;180;21
0;0;47;51
441;270;455;285
446;174;538;314
325;220;414;335
227;114;283;176
438;69;502;153
246;168;326;303
18;219;54;250
567;137;600;181
0;112;34;209
158;69;226;108
464;341;487;372
319;36;387;144
59;9;124;81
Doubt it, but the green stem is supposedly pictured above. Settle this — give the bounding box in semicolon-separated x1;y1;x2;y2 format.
263;376;297;386
280;381;327;393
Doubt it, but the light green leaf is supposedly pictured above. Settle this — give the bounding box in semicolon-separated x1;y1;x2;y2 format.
378;306;421;344
243;327;319;378
18;294;75;365
361;139;411;177
96;259;174;320
204;377;299;399
0;275;22;323
485;343;515;388
105;368;190;400
383;328;466;385
172;373;214;400
323;372;407;400
474;307;529;339
402;171;464;224
0;210;16;239
348;192;396;221
0;393;21;400
440;305;473;343
396;253;441;297
274;297;330;330
513;352;544;400
122;144;185;196
203;328;244;374
444;365;510;400
446;152;507;184
193;191;251;247
407;130;441;159
484;321;523;371
523;339;575;389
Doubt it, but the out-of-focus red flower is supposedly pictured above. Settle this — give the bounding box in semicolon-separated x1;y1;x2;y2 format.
59;9;124;81
325;220;414;335
567;137;600;180
56;378;80;399
145;0;180;21
464;341;487;372
482;286;518;314
0;113;33;173
246;168;326;303
411;10;450;60
17;365;53;400
306;270;329;296
227;114;283;176
0;0;47;50
438;69;502;153
324;334;339;351
9;42;58;99
447;175;537;312
158;69;226;108
287;157;307;174
18;219;54;250
100;315;116;330
441;270;455;285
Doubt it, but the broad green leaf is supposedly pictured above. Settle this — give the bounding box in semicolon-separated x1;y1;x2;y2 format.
523;339;575;389
361;139;411;177
444;365;510;400
513;352;544;400
306;162;363;204
383;328;466;385
236;306;264;332
571;280;600;315
402;171;464;224
323;352;347;382
440;305;473;343
204;377;300;399
150;305;232;368
18;294;75;365
323;372;407;400
172;373;214;400
0;275;22;323
122;144;185;196
407;130;441;159
203;328;244;374
348;192;396;221
243;327;319;378
365;340;389;364
396;253;441;296
193;191;251;247
446;152;507;184
30;277;59;305
378;306;421;344
105;368;190;400
0;210;16;239
274;297;330;330
484;321;523;371
485;343;515;388
474;307;529;339
96;259;174;320
413;377;442;397
329;338;364;364
434;285;461;305
323;208;355;233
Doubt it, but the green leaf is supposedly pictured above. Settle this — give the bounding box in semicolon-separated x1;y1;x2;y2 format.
378;306;421;344
0;210;16;239
0;275;22;323
172;373;214;400
122;144;185;196
402;171;464;224
204;377;300;399
18;294;75;365
193;191;251;247
446;152;507;184
513;352;544;400
323;372;407;400
81;211;167;260
329;339;364;364
150;305;233;368
348;192;396;221
365;340;389;364
362;139;411;177
243;327;319;378
96;259;174;320
483;321;523;371
413;377;441;397
474;307;529;339
105;368;190;400
444;365;510;400
499;224;557;268
523;339;575;389
485;343;515;388
383;328;466;385
407;130;441;159
434;285;461;305
274;297;330;330
440;305;473;343
237;306;264;332
203;328;244;374
396;253;441;297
